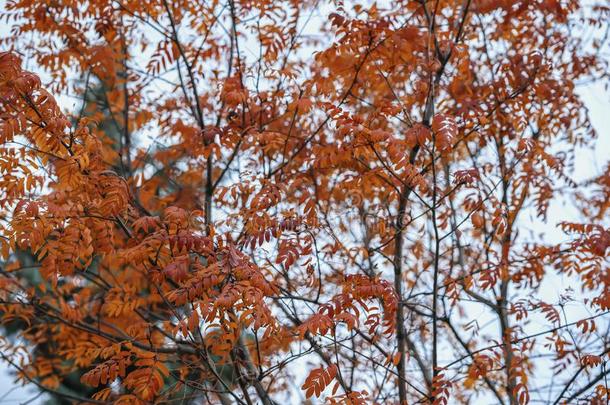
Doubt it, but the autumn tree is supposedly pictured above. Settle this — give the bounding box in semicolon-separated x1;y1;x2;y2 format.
1;1;609;404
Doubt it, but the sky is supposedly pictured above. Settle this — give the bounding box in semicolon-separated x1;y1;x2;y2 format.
0;1;609;404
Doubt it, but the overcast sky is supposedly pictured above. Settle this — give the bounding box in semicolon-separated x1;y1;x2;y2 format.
0;2;608;403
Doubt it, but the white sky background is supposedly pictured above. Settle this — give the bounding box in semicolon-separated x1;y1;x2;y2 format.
0;1;609;403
